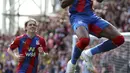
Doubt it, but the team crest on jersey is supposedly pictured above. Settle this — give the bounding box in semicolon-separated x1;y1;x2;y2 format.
36;40;39;45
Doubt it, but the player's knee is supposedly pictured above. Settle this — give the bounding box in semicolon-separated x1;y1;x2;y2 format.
76;38;90;50
112;35;125;46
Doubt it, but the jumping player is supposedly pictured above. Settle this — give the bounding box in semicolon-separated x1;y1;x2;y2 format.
7;19;48;73
60;0;125;73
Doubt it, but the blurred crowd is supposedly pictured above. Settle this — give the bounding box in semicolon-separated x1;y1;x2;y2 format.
0;0;130;73
94;0;130;32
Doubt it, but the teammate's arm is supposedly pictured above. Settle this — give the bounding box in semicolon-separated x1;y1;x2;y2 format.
96;0;104;3
39;37;48;56
7;48;18;60
60;0;74;8
7;48;25;62
7;37;25;62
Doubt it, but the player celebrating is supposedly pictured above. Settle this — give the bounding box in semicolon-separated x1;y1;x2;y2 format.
60;0;125;73
7;19;48;73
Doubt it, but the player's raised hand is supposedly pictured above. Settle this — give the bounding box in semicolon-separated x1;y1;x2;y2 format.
14;53;25;62
38;45;48;56
38;45;44;53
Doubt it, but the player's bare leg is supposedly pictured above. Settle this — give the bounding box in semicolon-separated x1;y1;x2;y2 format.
66;26;90;73
81;24;124;73
99;24;122;39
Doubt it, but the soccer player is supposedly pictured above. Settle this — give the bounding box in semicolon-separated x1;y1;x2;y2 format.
7;19;48;73
60;0;125;73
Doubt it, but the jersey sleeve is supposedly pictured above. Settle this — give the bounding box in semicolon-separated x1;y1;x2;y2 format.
9;37;20;50
39;37;48;53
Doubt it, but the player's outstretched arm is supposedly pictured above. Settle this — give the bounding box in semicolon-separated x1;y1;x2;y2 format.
60;0;74;8
96;0;104;2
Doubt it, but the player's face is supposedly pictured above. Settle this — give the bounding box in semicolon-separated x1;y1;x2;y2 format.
26;20;37;33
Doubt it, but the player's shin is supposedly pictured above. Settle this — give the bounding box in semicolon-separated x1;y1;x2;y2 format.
71;38;90;64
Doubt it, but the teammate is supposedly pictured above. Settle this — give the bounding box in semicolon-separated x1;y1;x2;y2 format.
60;0;125;73
7;19;48;73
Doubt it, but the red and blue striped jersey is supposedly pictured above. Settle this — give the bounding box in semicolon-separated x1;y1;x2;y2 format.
9;34;47;73
69;0;94;15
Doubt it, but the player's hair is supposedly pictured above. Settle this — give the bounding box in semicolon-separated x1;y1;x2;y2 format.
25;19;37;27
24;18;37;31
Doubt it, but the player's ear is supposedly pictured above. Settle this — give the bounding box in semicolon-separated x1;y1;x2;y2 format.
24;20;28;32
24;27;27;32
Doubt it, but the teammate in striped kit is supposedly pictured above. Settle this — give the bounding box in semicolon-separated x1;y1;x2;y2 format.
7;19;48;73
60;0;125;73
